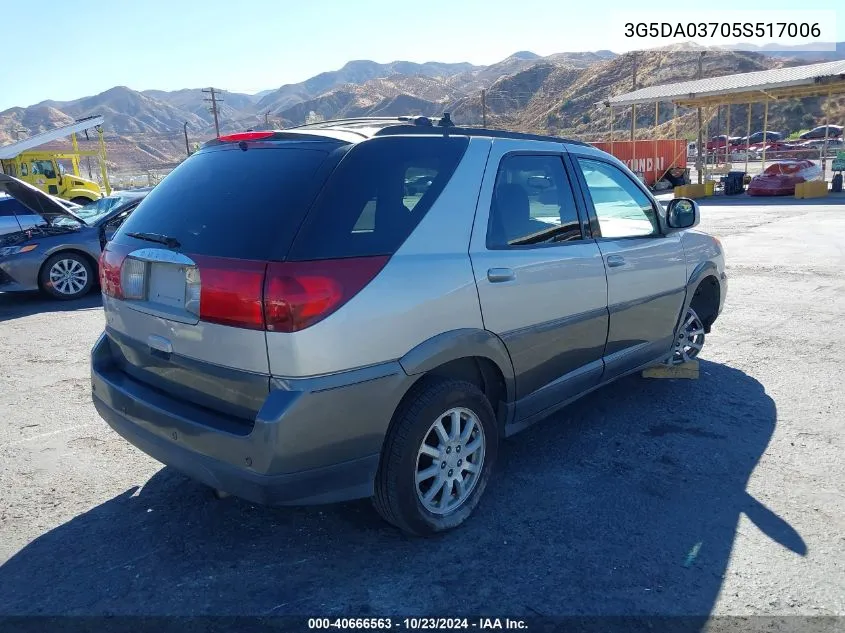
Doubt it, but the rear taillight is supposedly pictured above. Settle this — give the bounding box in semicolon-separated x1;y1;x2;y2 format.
100;246;387;332
99;243;132;299
192;256;267;330
264;256;389;333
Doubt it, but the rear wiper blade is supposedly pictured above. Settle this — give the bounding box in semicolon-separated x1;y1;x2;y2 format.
125;232;181;249
509;223;581;246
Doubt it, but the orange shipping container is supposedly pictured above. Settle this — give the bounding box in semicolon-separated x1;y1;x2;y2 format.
591;140;688;186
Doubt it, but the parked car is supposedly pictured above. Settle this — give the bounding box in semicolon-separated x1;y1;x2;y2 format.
747;159;823;196
797;138;844;153
90;118;727;535
740;131;784;146
0;176;149;299
799;125;843;140
73;189;151;248
705;135;741;151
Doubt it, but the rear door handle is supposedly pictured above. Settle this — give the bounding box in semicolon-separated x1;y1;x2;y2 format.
606;255;626;268
487;267;515;283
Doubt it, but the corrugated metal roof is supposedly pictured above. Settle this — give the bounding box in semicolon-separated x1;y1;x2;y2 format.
605;60;845;107
0;115;104;159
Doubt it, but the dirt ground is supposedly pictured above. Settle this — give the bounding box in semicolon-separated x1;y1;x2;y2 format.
0;196;843;628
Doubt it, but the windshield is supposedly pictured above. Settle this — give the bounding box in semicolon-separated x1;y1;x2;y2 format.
74;194;138;224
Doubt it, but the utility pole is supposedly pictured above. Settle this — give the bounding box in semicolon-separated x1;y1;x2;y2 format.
630;52;638;142
481;89;487;127
202;87;223;138
183;122;190;157
696;51;705;183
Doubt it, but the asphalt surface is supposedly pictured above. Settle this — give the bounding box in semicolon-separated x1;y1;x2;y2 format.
0;198;843;627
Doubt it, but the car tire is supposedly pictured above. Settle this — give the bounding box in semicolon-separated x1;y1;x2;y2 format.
373;378;498;536
39;252;95;300
70;197;92;206
671;306;706;365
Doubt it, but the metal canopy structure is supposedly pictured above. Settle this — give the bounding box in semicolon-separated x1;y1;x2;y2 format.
601;59;845;184
0;115;104;159
605;60;845;108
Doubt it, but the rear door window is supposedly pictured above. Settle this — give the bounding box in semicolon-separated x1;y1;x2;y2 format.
289;135;469;260
487;154;582;248
115;143;344;260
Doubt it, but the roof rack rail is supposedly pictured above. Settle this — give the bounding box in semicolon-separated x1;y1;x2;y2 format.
227;113;591;147
372;124;590;146
290;115;440;130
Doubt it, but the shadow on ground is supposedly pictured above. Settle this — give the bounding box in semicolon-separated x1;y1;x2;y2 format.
0;361;803;622
0;291;101;322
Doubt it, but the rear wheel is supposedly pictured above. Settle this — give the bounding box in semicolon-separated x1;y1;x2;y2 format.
373;378;498;536
40;252;95;300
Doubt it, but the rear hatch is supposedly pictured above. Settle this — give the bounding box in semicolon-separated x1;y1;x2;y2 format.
99;135;349;427
99;131;471;428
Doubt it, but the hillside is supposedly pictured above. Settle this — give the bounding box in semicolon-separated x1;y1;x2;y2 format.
257;59;480;114
2;44;844;172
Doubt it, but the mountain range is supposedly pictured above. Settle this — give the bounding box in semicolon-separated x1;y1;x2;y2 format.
2;44;843;172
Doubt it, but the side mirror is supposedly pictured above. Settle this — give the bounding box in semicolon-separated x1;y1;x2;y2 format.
666;197;699;230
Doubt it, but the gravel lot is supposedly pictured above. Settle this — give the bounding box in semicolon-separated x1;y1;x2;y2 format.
0;197;843;627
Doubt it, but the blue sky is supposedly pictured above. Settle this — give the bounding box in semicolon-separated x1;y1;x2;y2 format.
0;0;841;111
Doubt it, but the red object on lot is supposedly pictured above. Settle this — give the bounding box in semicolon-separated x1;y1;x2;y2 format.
746;160;823;196
591;140;687;186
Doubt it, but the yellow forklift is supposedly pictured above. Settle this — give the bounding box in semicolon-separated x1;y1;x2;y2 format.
0;115;111;204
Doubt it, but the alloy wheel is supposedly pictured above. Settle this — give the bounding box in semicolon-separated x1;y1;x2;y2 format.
415;407;486;515
672;307;705;365
49;258;89;296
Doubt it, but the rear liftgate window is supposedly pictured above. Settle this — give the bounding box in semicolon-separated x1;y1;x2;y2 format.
116;144;338;260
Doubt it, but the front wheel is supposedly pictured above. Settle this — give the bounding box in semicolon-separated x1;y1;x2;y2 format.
70;196;93;206
671;307;705;365
373;378;498;536
40;252;95;300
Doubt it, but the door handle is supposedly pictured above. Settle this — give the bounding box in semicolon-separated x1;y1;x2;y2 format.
606;255;626;268
487;267;515;283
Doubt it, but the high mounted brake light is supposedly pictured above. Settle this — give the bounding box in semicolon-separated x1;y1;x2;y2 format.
217;131;275;142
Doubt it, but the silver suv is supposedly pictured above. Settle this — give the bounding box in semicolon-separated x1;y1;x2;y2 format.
91;116;726;535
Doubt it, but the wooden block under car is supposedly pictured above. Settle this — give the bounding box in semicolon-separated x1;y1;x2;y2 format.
642;360;700;379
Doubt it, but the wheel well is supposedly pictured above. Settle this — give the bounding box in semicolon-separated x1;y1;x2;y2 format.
403;357;508;433
38;249;99;289
690;275;720;332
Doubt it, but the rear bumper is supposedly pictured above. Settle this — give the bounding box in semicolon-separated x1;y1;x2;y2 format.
91;333;412;505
